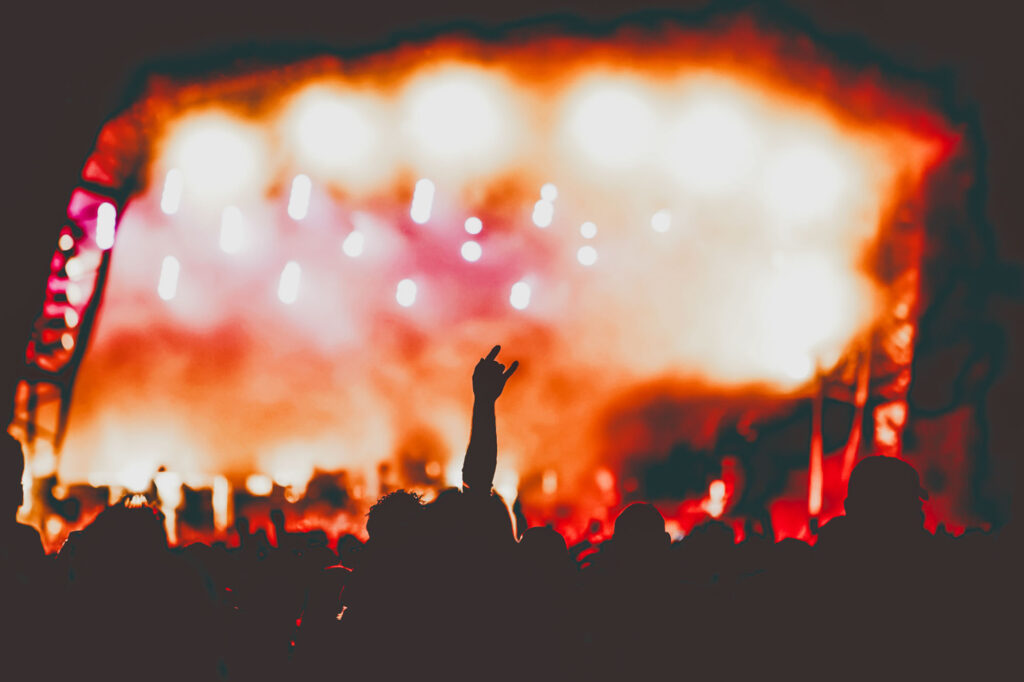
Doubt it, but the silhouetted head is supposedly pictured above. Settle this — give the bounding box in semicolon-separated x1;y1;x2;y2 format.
613;502;669;552
845;456;927;533
520;526;569;566
86;495;169;556
0;433;26;520
366;489;424;547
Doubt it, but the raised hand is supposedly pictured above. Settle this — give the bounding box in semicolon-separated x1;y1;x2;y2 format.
472;345;519;402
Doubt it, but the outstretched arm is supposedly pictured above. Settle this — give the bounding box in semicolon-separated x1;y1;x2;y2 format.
462;345;518;495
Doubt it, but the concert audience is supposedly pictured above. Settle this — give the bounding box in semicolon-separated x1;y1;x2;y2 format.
0;347;1013;680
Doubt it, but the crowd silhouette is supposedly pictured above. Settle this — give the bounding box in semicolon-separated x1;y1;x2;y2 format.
0;345;1014;680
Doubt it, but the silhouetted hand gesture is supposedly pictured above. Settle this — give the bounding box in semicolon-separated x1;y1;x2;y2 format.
472;345;518;402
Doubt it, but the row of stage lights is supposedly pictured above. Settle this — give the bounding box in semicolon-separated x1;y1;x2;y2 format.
162;70;851;215
157;69;855;237
151;170;681;311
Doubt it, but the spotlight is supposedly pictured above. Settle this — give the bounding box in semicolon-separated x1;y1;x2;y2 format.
410;178;435;224
509;281;531;310
650;209;672;233
763;143;848;224
287;87;379;176
460;240;482;262
577;245;597;266
580;221;597;239
464;216;483;235
288;174;312;220
157;256;180;301
342;230;365;258
396;278;417;307
565;80;656;168
532;199;554;228
163;111;269;203
160;169;184;215
402;66;513;167
96;202;116;250
278;261;301;304
664;95;759;193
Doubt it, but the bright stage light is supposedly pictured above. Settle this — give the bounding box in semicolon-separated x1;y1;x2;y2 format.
509;281;531;310
342;230;364;257
663;95;759;193
755;252;869;384
651;209;672;233
96;202;116;250
532;199;553;228
66;284;84;305
577;245;597;266
762;142;849;224
64;257;85;279
160;169;183;215
286;87;379;177
540;183;558;201
564;80;657;168
288;174;312;220
278;261;302;304
246;473;273;496
464;216;483;235
64;309;79;328
460;240;482;262
58;233;74;251
158;256;180;301
402;66;514;168
219;206;244;254
60;333;74;351
396;278;418;307
410;178;435;224
163;111;269;204
580;221;597;239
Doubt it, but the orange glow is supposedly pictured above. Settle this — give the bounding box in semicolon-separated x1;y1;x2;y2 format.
17;18;960;546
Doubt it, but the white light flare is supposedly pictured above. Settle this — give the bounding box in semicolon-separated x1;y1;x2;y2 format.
460;240;482;262
342;230;365;257
540;183;558;201
278;261;302;304
64;258;85;280
565;80;657;168
651;209;672;233
509;281;531;310
580;221;597;239
757;252;871;385
532;200;554;228
402;67;514;169
163;112;269;204
160;169;184;215
664;95;760;193
396;278;417;307
246;474;273;496
58;233;74;251
410;178;435;224
763;143;850;224
287;174;312;220
464;216;483;235
158;256;180;301
212;475;230;532
288;89;379;175
219;206;244;254
95;202;116;250
577;245;598;266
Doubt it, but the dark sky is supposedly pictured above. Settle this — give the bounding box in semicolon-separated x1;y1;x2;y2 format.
2;0;1017;515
